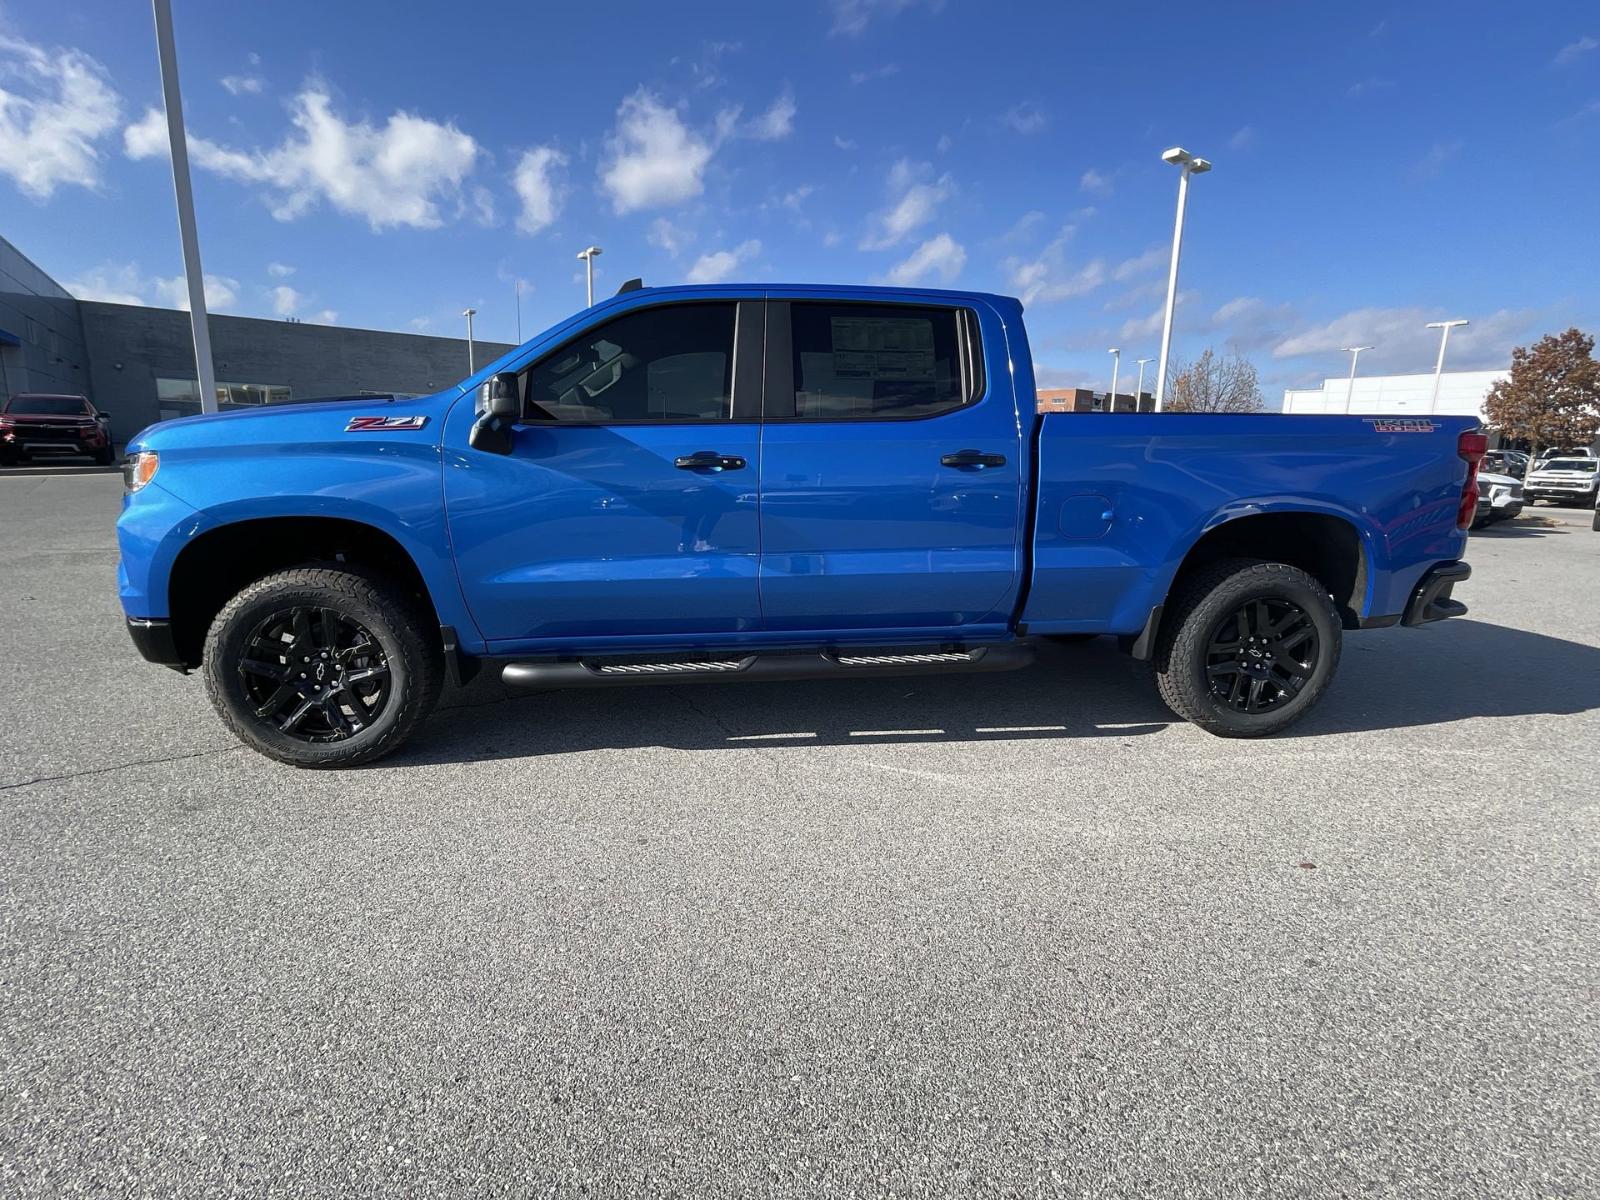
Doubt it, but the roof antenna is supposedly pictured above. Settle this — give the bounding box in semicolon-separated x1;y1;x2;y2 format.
616;277;644;295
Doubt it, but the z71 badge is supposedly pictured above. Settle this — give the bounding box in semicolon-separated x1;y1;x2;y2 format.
1364;418;1439;433
344;415;430;432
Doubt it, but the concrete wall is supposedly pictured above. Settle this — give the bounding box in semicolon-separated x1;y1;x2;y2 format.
79;303;514;441
0;240;92;400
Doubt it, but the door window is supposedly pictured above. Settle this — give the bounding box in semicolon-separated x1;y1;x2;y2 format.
784;302;980;420
522;303;737;423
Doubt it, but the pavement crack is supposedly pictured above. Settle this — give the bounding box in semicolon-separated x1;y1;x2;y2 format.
0;745;242;794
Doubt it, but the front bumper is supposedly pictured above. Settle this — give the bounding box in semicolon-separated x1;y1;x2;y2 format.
126;617;188;671
1402;561;1470;627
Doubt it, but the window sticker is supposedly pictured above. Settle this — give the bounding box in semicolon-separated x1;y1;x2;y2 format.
829;317;936;381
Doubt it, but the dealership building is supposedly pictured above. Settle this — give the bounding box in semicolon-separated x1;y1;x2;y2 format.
1279;369;1509;420
1;235;512;443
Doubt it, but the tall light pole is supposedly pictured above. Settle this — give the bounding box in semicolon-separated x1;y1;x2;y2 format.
1107;347;1121;411
1425;320;1469;413
577;245;603;307
1133;357;1154;411
463;308;477;372
1154;146;1212;412
514;280;523;344
1340;345;1373;414
150;0;217;414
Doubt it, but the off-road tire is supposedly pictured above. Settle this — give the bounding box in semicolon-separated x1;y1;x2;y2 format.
203;566;442;768
1153;557;1342;738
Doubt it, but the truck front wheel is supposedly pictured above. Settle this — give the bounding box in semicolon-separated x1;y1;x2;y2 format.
202;566;442;768
1152;558;1342;738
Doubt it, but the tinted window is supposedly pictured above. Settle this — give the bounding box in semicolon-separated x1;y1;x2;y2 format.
1544;459;1597;472
6;395;90;415
789;303;976;419
523;303;736;422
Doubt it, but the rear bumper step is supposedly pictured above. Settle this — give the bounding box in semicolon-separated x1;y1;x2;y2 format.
501;643;1035;689
1402;561;1470;627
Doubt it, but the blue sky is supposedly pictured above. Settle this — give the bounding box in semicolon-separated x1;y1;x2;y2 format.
3;0;1598;394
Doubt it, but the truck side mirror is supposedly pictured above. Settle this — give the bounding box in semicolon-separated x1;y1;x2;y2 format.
469;372;521;455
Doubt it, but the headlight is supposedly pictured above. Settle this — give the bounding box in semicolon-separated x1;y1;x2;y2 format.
122;451;159;493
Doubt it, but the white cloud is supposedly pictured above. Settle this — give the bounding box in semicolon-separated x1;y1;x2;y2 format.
153;273;240;312
1003;223;1104;305
648;217;693;257
850;63;900;85
0;34;121;198
313;309;338;324
1272;306;1534;372
882;232;965;285
744;90;796;140
1409;139;1462;182
1554;35;1598;66
1001;102;1049;135
63;261;240;312
125;86;482;230
1113;245;1167;281
599;90;716;214
686;239;761;284
408;316;431;331
1079;167;1113;196
861;158;953;249
1229;125;1256;151
834;135;858;151
221;74;264;96
1346;77;1394;98
830;0;941;36
271;284;303;316
61;263;146;306
267;261;295;278
512;145;565;234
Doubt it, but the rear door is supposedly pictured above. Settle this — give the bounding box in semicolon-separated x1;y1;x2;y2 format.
756;298;1023;632
444;299;764;645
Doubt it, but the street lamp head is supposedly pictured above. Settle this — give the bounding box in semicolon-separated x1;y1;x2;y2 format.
1188;157;1212;175
577;246;603;260
1108;347;1120;356
1161;146;1189;166
1340;345;1374;353
1426;319;1469;330
1162;147;1212;173
462;307;476;317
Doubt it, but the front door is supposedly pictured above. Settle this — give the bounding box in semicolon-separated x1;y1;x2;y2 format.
757;299;1024;632
444;300;763;646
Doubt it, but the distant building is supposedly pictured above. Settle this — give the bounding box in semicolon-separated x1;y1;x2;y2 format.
1279;370;1508;421
1037;387;1155;414
1;234;513;443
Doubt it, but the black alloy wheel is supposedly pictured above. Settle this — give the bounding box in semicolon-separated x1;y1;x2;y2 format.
1203;598;1319;714
239;606;391;742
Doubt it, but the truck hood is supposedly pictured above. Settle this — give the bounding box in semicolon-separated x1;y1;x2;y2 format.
126;393;454;453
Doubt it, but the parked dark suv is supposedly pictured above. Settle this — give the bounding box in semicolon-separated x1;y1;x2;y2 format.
0;393;115;466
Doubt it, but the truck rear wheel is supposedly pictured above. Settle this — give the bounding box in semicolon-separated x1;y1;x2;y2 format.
1153;558;1342;738
202;566;442;768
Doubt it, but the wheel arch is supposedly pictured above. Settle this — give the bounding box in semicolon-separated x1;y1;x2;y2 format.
166;515;443;668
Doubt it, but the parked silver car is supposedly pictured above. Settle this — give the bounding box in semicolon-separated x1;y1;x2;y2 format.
1472;470;1525;529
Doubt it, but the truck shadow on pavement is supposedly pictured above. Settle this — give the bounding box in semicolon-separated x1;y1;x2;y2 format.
402;619;1600;764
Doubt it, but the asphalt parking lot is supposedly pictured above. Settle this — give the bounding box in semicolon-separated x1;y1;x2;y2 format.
2;473;1597;1198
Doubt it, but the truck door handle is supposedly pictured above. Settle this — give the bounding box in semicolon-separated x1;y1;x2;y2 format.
675;450;747;472
940;449;1007;469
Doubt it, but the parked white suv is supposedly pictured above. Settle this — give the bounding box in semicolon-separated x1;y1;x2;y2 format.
1524;457;1599;507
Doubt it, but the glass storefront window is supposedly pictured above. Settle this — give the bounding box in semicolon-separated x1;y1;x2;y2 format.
156;378;291;421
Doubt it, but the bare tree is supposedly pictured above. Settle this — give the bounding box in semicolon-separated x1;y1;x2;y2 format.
1164;348;1265;413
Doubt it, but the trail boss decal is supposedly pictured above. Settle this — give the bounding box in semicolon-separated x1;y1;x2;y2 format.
345;415;430;432
1364;418;1439;433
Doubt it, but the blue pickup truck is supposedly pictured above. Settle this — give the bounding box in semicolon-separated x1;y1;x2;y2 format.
116;284;1483;767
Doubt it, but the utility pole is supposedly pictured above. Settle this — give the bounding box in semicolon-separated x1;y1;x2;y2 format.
1107;347;1121;411
151;0;218;413
1154;147;1212;411
1426;320;1469;414
1340;345;1373;413
577;246;603;307
1133;357;1153;411
463;308;477;372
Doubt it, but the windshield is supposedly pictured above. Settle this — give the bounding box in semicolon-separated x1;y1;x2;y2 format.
5;395;91;416
1542;459;1597;473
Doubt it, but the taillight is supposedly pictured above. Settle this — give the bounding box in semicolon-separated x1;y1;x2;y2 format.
1457;430;1487;530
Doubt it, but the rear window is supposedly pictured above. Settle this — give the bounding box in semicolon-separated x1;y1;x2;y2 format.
788;303;980;420
5;395;90;415
1544;459;1596;473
